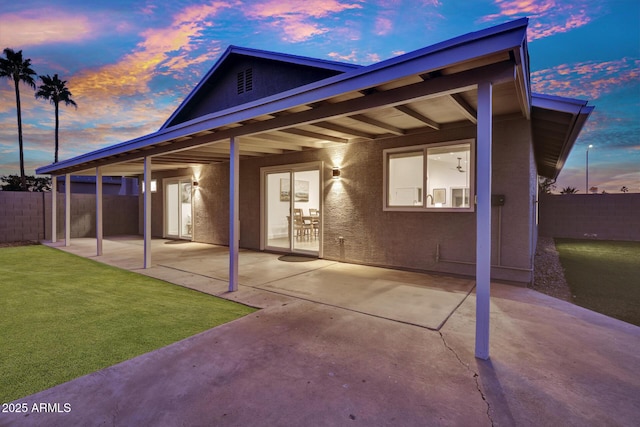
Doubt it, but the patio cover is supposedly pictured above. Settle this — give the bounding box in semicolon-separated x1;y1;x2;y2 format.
36;18;593;359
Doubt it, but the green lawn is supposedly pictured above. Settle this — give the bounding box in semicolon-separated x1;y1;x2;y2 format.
0;245;256;403
555;239;640;326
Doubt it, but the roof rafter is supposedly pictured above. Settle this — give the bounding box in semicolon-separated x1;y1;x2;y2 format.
448;93;477;124
310;121;376;139
279;128;349;143
349;114;405;135
393;105;440;130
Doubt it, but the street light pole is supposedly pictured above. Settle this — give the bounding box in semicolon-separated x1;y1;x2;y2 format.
586;144;593;193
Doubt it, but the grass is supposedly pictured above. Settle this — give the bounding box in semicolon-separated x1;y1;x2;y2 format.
554;239;640;326
0;245;256;403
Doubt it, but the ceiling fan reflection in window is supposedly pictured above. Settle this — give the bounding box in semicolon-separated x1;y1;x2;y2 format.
455;157;465;173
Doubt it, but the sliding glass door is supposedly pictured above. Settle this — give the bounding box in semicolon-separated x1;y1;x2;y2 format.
165;178;192;239
263;163;322;256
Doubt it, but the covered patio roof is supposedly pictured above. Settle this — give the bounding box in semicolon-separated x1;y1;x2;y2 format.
35;18;591;179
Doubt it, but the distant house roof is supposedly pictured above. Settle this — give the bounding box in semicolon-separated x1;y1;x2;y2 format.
36;18;592;180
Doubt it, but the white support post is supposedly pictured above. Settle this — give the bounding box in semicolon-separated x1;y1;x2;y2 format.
143;157;152;268
229;137;239;292
65;174;71;247
475;81;493;360
51;176;57;243
96;167;103;256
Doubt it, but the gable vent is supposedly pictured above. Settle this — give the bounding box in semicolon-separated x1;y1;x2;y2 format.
245;68;253;92
237;68;253;95
237;71;245;94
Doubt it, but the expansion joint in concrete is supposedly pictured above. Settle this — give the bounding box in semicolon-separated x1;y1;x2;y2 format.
438;331;494;426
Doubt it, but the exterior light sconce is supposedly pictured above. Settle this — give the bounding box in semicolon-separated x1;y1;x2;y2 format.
332;167;341;179
142;179;157;193
192;181;199;188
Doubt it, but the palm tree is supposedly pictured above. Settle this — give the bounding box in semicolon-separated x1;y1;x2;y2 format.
560;186;579;194
36;74;77;163
0;48;37;190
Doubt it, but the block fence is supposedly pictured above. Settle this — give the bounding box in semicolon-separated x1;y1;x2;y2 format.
539;193;640;241
0;191;138;243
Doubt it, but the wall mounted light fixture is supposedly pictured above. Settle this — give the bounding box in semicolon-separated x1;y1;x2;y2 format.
192;180;199;187
142;179;157;193
332;167;341;179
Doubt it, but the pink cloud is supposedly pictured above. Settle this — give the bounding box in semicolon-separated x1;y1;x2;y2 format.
481;0;598;40
245;0;363;42
374;17;393;35
69;2;231;116
328;50;359;62
366;53;381;63
0;10;93;48
0;1;234;171
531;58;640;99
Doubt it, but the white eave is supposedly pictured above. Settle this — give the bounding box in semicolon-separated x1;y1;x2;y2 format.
532;93;594;179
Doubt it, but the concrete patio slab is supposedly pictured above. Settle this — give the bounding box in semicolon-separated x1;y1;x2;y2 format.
3;237;639;426
53;237;473;329
257;262;474;329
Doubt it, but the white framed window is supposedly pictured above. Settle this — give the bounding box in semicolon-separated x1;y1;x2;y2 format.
383;139;475;212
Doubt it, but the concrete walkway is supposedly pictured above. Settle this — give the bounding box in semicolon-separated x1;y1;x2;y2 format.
3;238;639;426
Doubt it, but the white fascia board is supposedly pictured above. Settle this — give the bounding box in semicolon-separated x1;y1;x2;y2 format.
532;93;590;115
37;19;528;176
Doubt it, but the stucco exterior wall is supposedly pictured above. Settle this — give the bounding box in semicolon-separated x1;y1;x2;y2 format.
153;117;536;284
539;193;640;241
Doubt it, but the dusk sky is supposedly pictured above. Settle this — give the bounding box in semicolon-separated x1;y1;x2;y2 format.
1;0;638;193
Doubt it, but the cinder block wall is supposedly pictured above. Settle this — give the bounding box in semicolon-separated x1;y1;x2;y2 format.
539;193;640;241
0;192;46;242
0;191;138;243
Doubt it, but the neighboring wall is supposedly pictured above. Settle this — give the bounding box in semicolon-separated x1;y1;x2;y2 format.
0;192;46;242
539;193;640;241
0;191;138;243
156;116;537;284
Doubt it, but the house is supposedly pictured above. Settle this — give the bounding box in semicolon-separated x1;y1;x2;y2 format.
36;18;593;359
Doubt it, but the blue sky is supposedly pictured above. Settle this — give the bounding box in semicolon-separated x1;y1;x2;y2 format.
1;0;638;192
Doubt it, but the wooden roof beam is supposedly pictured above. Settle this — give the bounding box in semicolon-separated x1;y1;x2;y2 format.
448;93;477;124
311;121;376;139
394;105;440;130
279;128;349;143
349;114;405;135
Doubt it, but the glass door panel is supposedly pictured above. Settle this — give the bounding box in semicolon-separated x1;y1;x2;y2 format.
266;172;291;250
166;183;179;236
292;170;320;254
180;182;192;238
165;178;192;240
264;166;321;256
